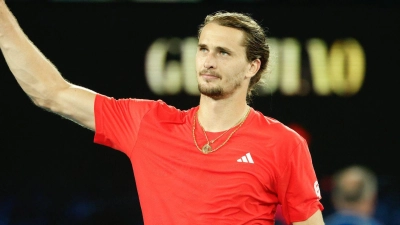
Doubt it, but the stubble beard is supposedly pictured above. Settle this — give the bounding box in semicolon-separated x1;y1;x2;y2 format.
198;83;223;99
198;78;242;100
198;70;224;99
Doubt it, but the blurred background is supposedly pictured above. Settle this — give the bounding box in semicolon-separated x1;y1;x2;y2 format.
0;0;399;224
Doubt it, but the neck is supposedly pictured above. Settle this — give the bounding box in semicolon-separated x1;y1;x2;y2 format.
197;94;249;132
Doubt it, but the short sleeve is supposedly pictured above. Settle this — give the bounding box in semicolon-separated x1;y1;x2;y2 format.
277;138;324;223
93;94;159;156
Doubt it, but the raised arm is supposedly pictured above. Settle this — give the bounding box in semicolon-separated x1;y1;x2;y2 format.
0;1;97;131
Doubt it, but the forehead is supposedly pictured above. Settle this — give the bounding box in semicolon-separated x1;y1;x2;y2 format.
199;23;246;50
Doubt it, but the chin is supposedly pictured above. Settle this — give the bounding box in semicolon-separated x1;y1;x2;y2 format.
198;85;224;99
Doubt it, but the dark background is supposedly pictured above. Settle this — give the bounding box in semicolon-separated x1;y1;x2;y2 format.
0;1;399;224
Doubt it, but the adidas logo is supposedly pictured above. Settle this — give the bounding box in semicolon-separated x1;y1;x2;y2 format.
237;152;254;164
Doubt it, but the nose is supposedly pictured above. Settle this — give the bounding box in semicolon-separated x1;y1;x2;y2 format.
203;53;216;69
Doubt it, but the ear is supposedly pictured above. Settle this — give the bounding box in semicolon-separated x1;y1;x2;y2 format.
246;58;261;78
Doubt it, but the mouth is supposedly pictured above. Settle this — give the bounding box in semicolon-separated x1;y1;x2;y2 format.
200;71;220;80
201;74;219;79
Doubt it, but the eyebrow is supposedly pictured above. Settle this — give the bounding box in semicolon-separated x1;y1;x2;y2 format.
198;43;207;49
198;44;234;55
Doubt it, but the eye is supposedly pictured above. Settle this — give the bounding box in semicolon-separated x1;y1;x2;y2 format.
220;51;229;56
199;47;208;53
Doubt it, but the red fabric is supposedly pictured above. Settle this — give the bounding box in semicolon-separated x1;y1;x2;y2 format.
94;94;323;224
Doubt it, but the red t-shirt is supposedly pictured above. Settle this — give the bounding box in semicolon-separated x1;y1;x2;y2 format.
94;94;323;225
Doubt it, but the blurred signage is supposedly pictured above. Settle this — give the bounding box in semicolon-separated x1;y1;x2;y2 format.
145;37;365;97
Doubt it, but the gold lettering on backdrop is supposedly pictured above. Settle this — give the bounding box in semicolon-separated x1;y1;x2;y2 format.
144;37;365;97
258;38;280;95
329;39;365;96
145;38;183;95
181;37;199;96
306;38;331;96
307;38;366;96
280;38;302;96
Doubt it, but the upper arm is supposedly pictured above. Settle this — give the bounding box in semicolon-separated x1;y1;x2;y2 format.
0;1;97;131
292;210;325;225
41;83;97;131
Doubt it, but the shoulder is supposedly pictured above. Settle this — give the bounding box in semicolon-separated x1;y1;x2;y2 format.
96;94;197;122
96;94;181;112
132;99;197;124
96;94;164;108
249;109;305;144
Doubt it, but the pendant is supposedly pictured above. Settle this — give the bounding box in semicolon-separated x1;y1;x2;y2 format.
201;143;212;154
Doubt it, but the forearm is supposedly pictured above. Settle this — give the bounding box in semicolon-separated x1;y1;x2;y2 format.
0;1;70;106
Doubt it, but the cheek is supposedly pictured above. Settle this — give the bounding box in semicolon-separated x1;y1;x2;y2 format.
235;62;251;75
228;62;246;74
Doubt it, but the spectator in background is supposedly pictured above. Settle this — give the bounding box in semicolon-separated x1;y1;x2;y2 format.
325;164;384;225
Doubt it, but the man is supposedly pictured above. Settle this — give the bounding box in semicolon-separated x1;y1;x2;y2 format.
325;165;383;225
0;1;324;224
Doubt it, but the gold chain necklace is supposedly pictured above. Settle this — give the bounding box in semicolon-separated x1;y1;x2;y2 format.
192;107;251;154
